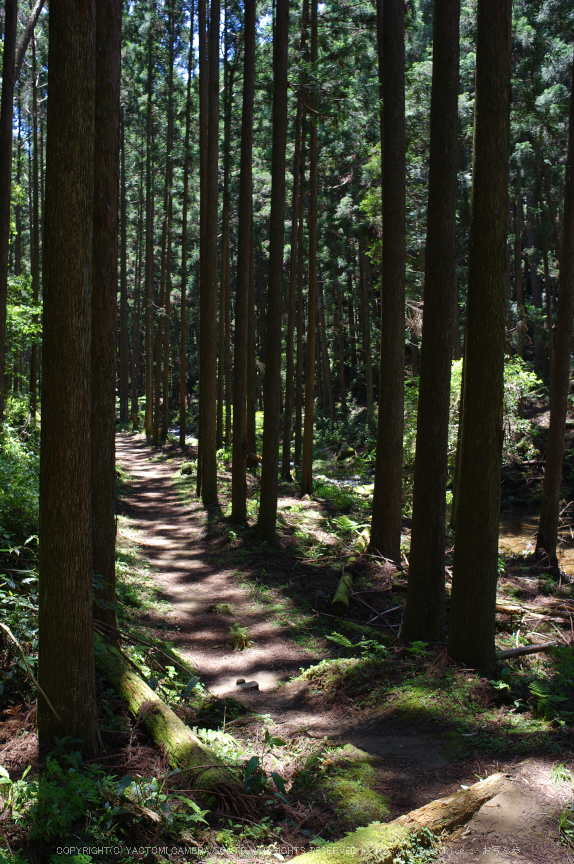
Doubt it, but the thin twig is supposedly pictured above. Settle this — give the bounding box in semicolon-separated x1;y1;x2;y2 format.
0;621;61;722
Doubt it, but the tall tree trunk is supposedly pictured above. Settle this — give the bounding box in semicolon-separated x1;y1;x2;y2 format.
219;20;235;449
91;0;121;636
0;0;17;420
541;159;561;261
257;0;290;541
38;0;101;755
447;0;511;667
231;0;255;522
199;0;220;504
144;16;155;437
515;168;524;358
246;199;257;456
119;106;129;422
336;284;346;414
161;2;175;442
535;47;574;567
370;0;406;562
402;0;460;644
196;0;208;496
294;111;307;468
318;277;335;421
131;128;145;430
180;3;194;448
360;245;374;416
281;96;303;480
527;190;543;371
162;203;173;440
30;36;40;421
301;0;318;496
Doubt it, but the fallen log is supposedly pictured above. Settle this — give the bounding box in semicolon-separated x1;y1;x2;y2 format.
496;641;557;660
331;570;353;617
292;772;508;864
94;633;239;798
331;531;371;617
497;601;572;622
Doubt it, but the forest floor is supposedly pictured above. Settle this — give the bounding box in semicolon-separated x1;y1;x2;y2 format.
109;431;574;864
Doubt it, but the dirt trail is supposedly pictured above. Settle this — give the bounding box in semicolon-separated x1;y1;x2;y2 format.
115;433;573;862
116;433;313;698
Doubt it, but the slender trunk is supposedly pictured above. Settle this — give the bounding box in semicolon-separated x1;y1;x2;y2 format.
199;0;220;504
219;26;235;449
30;37;40;421
360;245;374;416
337;284;346;413
281;96;303;480
0;0;17;419
231;0;255;522
119;107;129;421
318;277;335;421
144;18;155;436
542;159;560;260
447;0;512;667
301;0;318;496
162;203;173;440
370;0;406;562
347;253;358;368
294;111;307;467
131;128;145;429
197;0;208;494
246;200;257;456
257;0;290;541
161;3;175;442
536;47;574;566
180;4;194;448
402;0;460;643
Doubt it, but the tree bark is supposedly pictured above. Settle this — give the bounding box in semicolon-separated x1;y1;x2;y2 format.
30;36;40;422
199;0;220;505
301;0;318;496
0;0;17;420
281;96;303;481
402;0;459;644
161;2;175;443
257;0;290;541
38;0;101;755
360;245;374;416
536;47;574;566
119;106;129;422
131;129;145;430
180;3;194;449
231;0;255;523
294;111;307;468
196;0;208;496
447;0;511;667
144;15;155;437
92;0;121;637
370;0;406;562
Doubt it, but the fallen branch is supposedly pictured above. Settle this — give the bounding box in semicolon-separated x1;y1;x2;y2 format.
0;621;60;722
94;633;240;801
292;772;508;864
496;641;557;660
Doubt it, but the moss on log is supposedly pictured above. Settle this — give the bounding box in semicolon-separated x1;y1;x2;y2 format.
332;570;353;616
292;772;507;864
94;633;236;792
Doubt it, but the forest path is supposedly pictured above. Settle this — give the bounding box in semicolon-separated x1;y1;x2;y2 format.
115;431;313;699
115;433;571;862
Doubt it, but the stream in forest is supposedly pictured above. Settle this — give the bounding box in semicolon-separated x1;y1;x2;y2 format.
498;504;574;574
